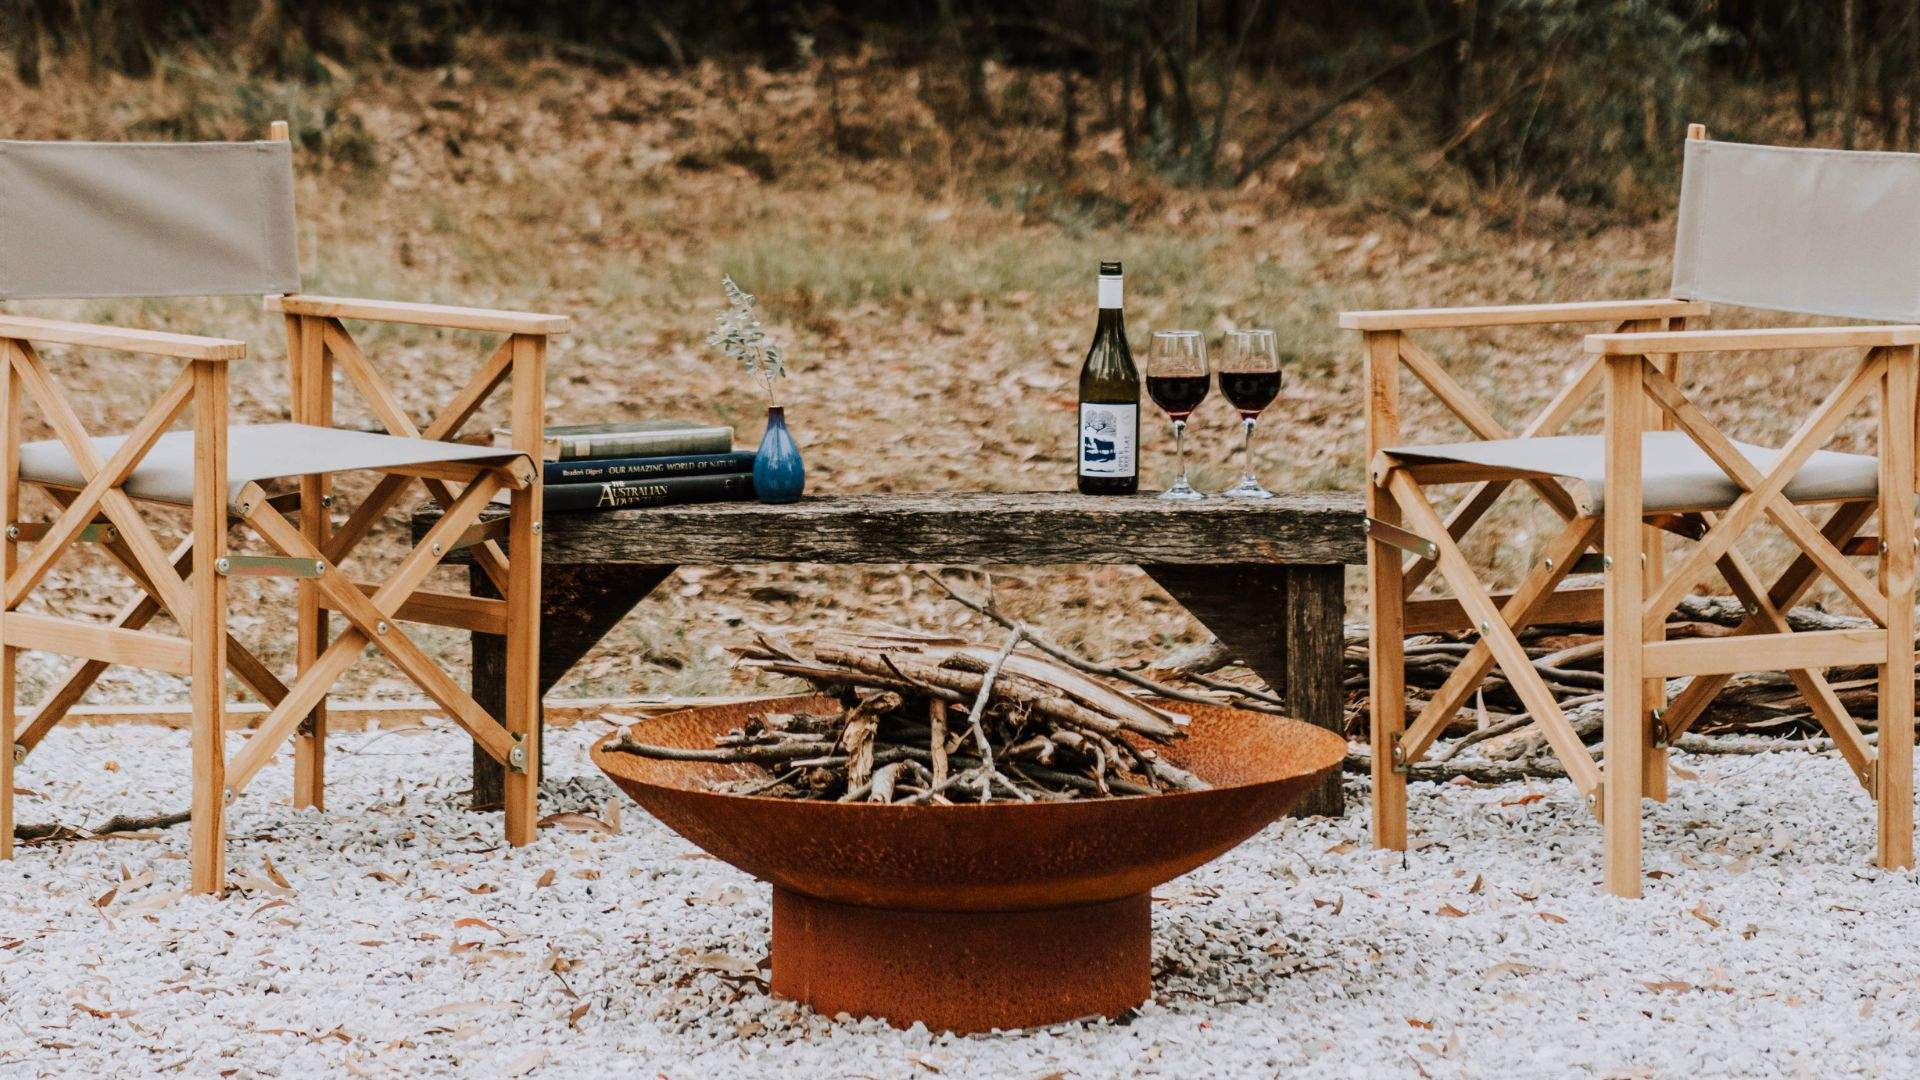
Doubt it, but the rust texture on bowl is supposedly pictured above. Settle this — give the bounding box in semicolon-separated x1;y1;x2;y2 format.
592;694;1346;1032
591;694;1347;912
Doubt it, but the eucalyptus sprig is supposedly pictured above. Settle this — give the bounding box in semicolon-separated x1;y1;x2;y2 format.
707;275;788;405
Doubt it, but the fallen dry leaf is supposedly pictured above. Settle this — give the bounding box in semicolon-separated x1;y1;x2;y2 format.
1436;904;1468;918
538;811;615;834
123;889;184;914
689;950;760;976
1689;903;1721;929
1481;961;1540;978
453;917;499;933
1407;1017;1435;1029
536;868;557;888
1644;980;1693;993
1499;792;1546;808
1537;911;1567;924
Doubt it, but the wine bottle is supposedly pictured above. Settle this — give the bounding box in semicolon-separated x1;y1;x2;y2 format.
1077;260;1140;495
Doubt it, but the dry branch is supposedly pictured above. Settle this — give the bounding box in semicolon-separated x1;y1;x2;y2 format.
610;625;1211;803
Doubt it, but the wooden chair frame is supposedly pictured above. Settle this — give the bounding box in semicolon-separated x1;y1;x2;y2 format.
1354;295;1919;896
0;123;561;894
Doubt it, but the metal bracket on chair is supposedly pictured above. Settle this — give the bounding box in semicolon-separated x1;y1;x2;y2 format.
11;742;23;765
216;555;326;578
1650;709;1669;749
8;522;116;543
1368;517;1438;561
1389;732;1410;775
507;733;529;774
449;517;511;553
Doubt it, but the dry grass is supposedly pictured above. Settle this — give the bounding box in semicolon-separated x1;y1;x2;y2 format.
0;44;1869;712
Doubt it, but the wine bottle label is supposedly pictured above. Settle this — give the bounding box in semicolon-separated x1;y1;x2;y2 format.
1078;403;1137;477
1098;276;1123;309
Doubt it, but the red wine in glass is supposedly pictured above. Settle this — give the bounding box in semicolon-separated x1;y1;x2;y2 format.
1220;329;1281;499
1147;374;1211;420
1148;330;1208;500
1219;370;1280;419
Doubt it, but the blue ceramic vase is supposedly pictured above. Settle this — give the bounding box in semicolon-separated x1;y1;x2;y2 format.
752;405;805;504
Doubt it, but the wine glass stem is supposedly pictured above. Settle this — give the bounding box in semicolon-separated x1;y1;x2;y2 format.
1174;418;1189;486
1241;417;1256;480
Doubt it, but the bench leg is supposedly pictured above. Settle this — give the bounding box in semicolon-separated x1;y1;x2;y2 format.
1142;563;1347;817
470;563;674;812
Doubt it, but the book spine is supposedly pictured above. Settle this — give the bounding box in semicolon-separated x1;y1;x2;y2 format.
542;471;756;512
554;428;734;460
545;451;757;485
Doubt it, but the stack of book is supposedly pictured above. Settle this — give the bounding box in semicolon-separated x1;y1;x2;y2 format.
516;421;756;511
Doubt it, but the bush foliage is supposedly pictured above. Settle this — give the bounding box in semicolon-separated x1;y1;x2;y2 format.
2;1;1914;215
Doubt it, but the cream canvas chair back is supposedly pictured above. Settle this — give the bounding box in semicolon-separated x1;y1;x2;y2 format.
1672;138;1920;322
0;139;300;300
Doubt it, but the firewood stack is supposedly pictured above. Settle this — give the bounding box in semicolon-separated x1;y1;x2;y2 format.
605;627;1210;804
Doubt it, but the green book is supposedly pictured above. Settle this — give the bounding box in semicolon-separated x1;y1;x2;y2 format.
504;420;735;461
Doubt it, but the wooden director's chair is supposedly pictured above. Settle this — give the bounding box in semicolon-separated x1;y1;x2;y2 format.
0;124;562;893
1345;124;1920;897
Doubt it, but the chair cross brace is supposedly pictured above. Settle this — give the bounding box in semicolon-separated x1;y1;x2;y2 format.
1390;325;1657;598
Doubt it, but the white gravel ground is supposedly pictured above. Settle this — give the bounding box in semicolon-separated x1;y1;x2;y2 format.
4;721;1920;1079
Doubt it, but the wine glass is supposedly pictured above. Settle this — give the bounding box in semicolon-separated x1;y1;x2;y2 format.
1218;329;1282;499
1147;330;1209;501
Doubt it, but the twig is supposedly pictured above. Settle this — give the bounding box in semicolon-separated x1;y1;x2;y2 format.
964;626;1023;801
1436;693;1604;761
1344;751;1569;784
15;808;191;843
927;698;949;787
924;570;1283;714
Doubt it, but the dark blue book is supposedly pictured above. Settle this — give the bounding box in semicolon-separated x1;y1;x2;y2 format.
541;471;755;512
544;450;755;485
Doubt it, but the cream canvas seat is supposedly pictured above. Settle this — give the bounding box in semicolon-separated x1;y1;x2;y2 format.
1386;432;1880;514
18;423;524;508
0;124;559;894
1345;122;1920;898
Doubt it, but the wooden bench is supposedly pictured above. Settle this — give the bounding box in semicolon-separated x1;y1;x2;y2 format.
413;491;1365;815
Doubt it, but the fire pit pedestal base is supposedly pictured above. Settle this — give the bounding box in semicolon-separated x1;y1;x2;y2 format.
771;888;1150;1033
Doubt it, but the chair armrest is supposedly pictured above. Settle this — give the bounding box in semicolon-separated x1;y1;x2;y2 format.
0;314;245;361
1338;298;1708;332
1584;324;1920;354
266;294;570;335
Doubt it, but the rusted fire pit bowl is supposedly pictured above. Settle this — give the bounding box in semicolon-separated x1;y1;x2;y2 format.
591;694;1346;1033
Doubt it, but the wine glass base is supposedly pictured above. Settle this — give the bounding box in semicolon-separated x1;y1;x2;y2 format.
1221;478;1274;500
1157;479;1206;501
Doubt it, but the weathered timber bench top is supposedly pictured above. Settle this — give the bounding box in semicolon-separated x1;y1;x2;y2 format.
412;491;1364;817
417;490;1364;566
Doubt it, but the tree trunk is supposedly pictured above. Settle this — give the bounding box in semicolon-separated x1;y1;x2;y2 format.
1843;0;1860;148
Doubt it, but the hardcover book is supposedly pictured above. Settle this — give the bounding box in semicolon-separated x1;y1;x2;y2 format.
503;420;735;461
538;471;756;512
544;450;756;485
